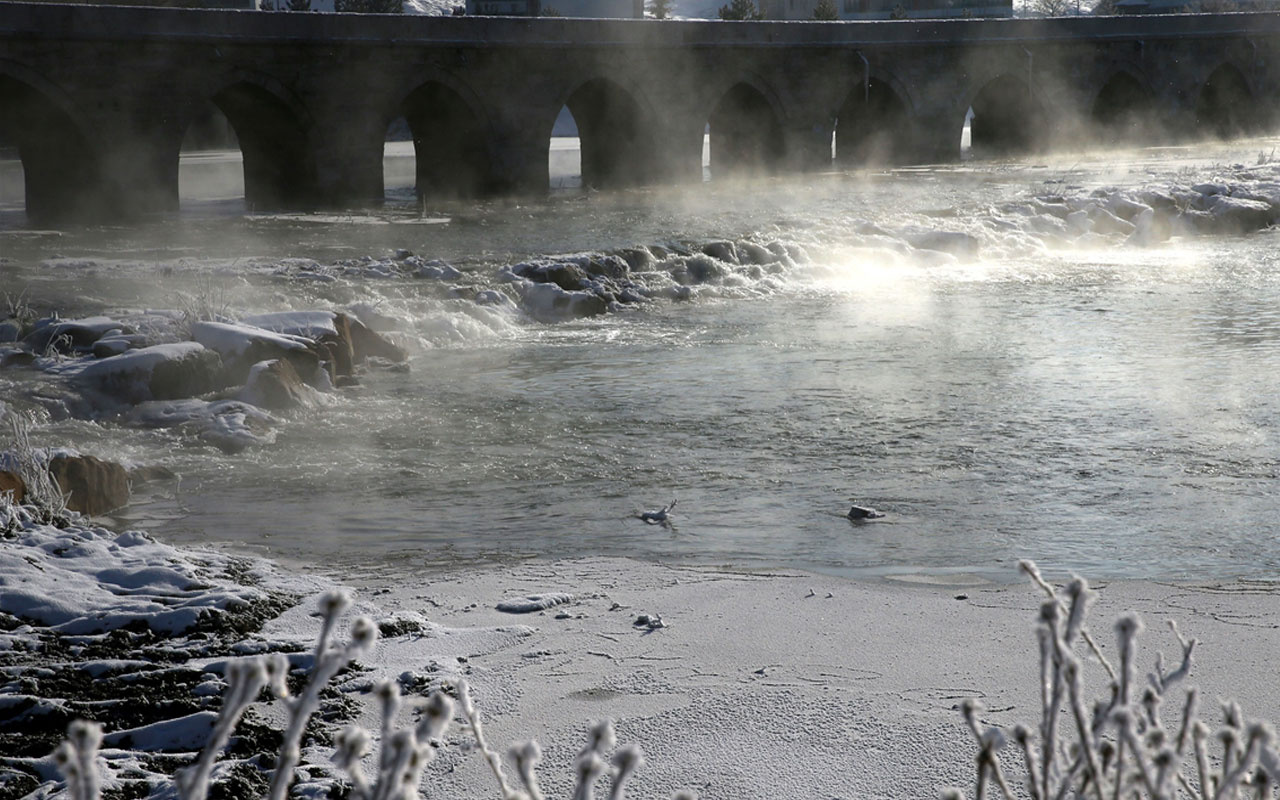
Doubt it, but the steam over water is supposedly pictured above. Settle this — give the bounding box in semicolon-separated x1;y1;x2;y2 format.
5;138;1280;583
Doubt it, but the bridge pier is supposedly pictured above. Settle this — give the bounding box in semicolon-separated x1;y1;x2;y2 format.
88;121;179;219
310;102;386;208
909;110;964;164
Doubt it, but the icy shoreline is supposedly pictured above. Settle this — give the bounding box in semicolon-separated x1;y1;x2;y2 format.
7;507;1280;799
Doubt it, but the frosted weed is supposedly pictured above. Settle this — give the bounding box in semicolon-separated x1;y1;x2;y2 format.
948;559;1279;800
1;411;69;523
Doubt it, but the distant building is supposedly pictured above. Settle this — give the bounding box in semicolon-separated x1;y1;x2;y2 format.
1108;0;1186;11
32;0;256;7
760;0;1010;18
465;0;642;15
1109;0;1248;10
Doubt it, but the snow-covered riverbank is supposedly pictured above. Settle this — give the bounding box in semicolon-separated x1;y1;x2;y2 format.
7;504;1280;799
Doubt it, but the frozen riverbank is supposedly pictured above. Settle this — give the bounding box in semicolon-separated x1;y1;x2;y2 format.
6;508;1280;799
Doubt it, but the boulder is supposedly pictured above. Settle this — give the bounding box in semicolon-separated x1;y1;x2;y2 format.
1087;206;1137;236
681;254;727;284
512;261;590;292
1065;209;1093;236
617;247;656;272
242;311;355;379
737;241;778;266
0;470;24;504
1031;198;1071;220
22;317;133;356
518;282;609;319
1138;189;1180;212
48;453;130;515
1207;195;1275;234
91;333;152;359
701;241;739;263
1178;209;1218;236
412;260;463;280
0;320;20;343
579;254;630;281
1126;207;1173;246
1192;182;1229;197
348;303;403;333
77;342;224;405
905;231;981;259
1;349;36;369
126;399;279;454
190;320;321;384
346;316;407;364
238;359;316;411
1105;195;1153;221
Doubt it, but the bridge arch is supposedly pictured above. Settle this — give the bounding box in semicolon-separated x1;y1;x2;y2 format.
177;71;317;210
705;77;786;179
392;74;493;200
553;76;655;190
833;73;913;167
1090;70;1158;145
0;62;102;222
1195;62;1261;139
965;73;1047;157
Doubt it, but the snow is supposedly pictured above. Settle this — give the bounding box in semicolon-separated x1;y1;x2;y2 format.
0;523;281;635
73;342;214;404
190;320;311;360
103;712;218;751
7;501;1280;800
126;399;280;452
495;592;575;613
76;342;204;371
241;310;340;339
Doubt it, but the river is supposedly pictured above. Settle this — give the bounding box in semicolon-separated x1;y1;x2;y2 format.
3;136;1280;583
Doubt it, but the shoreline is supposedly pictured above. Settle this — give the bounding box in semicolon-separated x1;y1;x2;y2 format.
8;510;1280;799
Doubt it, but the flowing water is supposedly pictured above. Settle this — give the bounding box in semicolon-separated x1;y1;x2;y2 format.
4;137;1280;583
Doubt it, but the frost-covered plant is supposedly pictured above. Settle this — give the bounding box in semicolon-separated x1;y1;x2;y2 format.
267;589;378;800
175;275;234;338
52;721;103;800
3;411;69;520
177;654;290;800
947;559;1280;800
2;288;35;329
330;682;454;800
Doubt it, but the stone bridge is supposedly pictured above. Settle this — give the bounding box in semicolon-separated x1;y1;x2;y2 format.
1;1;1278;221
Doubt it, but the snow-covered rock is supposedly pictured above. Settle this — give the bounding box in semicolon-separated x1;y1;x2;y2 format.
1105;195;1152;221
48;452;130;516
347;303;404;333
91;332;152;359
190;320;321;384
1206;195;1275;234
75;342;224;405
905;231;980;259
126;398;280;453
242;310;355;378
1087;206;1137;236
241;310;339;341
238;359;321;411
22;316;132;355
